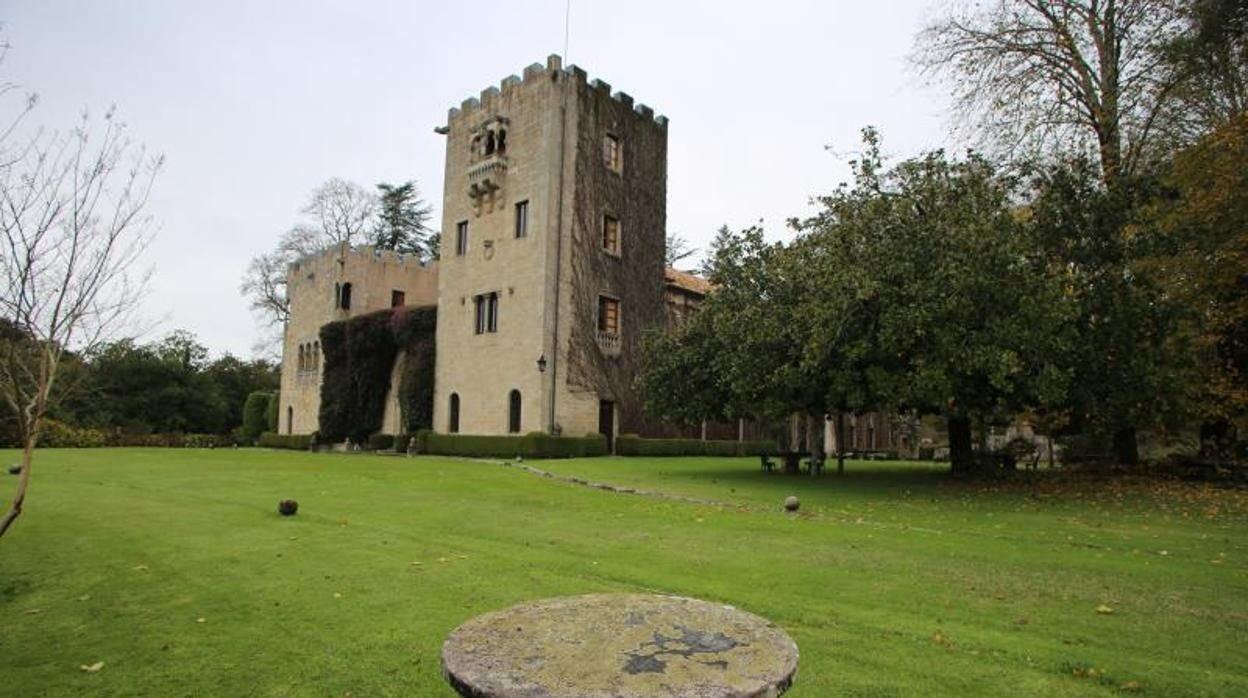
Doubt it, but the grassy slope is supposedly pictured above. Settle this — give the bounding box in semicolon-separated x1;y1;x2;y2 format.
0;449;1244;697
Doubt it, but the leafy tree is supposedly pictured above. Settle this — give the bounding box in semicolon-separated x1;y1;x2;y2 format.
373;181;434;259
241;391;274;442
1144;114;1248;453
796;131;1071;474
1028;159;1196;464
1159;0;1248;142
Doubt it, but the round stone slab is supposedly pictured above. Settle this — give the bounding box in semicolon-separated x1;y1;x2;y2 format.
441;593;798;697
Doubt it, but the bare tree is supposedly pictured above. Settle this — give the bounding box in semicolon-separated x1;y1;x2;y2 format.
302;177;377;249
914;0;1186;185
240;178;379;333
665;232;698;268
0;105;161;538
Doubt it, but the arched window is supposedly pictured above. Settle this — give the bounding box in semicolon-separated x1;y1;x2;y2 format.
339;282;352;310
298;344;306;372
496;128;507;154
287;406;293;435
449;393;460;434
508;390;521;434
484;131;496;155
312;341;320;371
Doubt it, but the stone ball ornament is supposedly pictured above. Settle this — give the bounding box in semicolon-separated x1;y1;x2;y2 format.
783;496;800;512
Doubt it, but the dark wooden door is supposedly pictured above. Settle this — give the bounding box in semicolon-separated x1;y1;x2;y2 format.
598;400;615;453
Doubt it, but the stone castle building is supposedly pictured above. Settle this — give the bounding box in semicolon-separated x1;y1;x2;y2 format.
280;56;676;449
277;246;437;436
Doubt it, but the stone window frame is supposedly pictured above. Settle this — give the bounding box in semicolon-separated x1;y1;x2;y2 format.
456;220;469;256
601;214;621;257
507;389;522;433
473;291;500;334
603;132;622;174
514;200;529;239
597;294;621;337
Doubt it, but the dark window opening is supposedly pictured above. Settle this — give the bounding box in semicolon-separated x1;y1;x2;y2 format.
473;292;500;334
339;282;353;310
514;200;529;238
391;289;406;307
456;221;468;256
449;393;460;434
287;406;293;435
496;129;507;154
508;389;521;433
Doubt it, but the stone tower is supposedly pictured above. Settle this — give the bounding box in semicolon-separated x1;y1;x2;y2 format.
433;55;668;446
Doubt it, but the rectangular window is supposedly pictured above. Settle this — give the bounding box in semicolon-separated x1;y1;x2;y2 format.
514;200;529;239
391;290;406;307
604;133;622;172
598;296;620;335
473;292;499;334
602;215;620;255
456;220;468;256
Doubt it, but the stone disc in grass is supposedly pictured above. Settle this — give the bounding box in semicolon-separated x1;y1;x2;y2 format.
441;593;799;697
783;496;800;512
278;499;298;516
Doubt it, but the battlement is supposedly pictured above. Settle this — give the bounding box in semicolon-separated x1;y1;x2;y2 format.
444;54;668;131
287;244;435;276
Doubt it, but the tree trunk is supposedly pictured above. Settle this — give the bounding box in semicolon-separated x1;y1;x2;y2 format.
1112;426;1139;466
0;439;35;539
948;415;974;476
835;413;846;476
807;414;824;463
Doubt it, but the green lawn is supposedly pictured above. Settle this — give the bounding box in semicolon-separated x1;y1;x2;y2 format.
1;449;1245;696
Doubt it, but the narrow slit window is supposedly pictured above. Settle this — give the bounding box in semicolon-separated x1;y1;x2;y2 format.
391;289;406;307
508;389;521;434
514;200;529;239
456;220;468;256
449;393;460;434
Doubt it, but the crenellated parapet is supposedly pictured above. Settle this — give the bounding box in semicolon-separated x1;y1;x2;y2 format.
443;54;668;131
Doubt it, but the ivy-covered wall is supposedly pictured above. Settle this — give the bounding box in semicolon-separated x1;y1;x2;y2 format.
318;305;436;443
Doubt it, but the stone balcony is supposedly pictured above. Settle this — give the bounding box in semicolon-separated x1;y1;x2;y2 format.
468;155;507;198
596;330;621;356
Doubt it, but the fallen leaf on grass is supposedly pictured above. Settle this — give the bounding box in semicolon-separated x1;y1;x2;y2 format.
410;561;422;566
333;592;342;599
1096;605;1115;614
77;595;91;602
1121;680;1143;692
438;557;448;563
131;565;148;572
24;608;41;615
196;617;206;623
80;662;104;673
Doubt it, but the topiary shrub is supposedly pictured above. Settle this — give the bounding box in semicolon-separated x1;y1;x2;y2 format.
258;432;314;450
242;392;273;443
278;499;298;516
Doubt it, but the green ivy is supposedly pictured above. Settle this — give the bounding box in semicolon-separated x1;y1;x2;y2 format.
318;305;436;443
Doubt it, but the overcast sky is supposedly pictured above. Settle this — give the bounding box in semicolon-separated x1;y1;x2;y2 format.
3;0;953;359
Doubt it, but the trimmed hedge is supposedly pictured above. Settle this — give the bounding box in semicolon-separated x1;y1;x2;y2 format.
367;433;396;451
413;430;607;459
31;421;232;448
615;435;774;457
258;432;314;450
